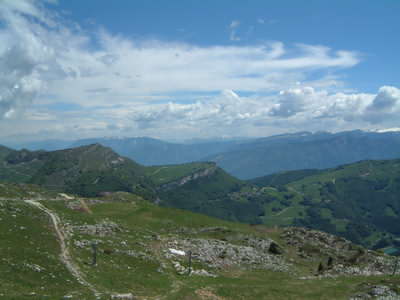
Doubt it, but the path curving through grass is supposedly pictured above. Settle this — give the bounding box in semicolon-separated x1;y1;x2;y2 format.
25;200;100;297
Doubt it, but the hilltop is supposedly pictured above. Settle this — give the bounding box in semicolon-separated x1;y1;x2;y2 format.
0;145;260;224
0;144;153;198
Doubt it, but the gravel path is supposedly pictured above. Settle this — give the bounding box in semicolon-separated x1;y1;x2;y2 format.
25;200;100;296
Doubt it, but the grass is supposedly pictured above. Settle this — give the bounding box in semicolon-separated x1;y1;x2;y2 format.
145;162;215;186
0;200;92;299
2;192;400;299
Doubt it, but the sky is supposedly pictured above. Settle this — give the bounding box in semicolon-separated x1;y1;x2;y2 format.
0;0;400;143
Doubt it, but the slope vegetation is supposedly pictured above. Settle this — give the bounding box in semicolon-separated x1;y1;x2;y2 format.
0;144;153;198
251;159;400;251
1;191;400;299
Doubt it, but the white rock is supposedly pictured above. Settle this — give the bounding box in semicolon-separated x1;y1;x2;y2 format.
169;248;186;256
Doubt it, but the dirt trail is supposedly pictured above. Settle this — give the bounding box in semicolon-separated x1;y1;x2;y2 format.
151;166;168;175
274;206;291;216
25;200;99;296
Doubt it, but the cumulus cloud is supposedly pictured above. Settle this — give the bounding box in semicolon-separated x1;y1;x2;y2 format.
0;0;361;114
0;1;46;118
2;0;397;141
363;86;400;123
270;87;314;117
0;0;89;119
367;86;400;111
101;85;398;139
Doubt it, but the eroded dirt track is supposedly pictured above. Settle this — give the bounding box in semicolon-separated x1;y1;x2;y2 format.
25;200;99;295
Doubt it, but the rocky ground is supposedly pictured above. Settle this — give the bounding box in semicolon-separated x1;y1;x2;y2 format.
282;227;399;277
163;236;289;272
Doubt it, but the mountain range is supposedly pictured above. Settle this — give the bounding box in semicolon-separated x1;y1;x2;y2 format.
1;142;400;252
5;130;400;179
1;141;400;298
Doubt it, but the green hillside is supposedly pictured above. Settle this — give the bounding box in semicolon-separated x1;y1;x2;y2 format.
157;167;255;221
250;159;400;251
2;144;400;253
1;190;399;299
290;159;400;246
145;162;216;186
0;146;265;226
250;169;323;187
0;182;60;200
0;144;154;199
0;145;13;160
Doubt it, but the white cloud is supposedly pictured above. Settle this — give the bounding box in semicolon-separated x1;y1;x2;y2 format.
1;0;396;142
0;1;361;112
363;86;400;123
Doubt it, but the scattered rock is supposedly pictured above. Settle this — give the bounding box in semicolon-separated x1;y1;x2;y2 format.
282;227;398;276
164;238;290;272
191;269;217;277
350;285;400;300
73;221;121;237
110;293;135;299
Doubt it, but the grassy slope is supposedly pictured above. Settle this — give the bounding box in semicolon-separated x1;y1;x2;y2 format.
250;169;323;187
157;167;252;221
0;144;154;198
1;191;399;299
0;182;60;199
254;159;400;249
2;143;400;252
0;145;13;160
0;200;92;299
145;162;215;186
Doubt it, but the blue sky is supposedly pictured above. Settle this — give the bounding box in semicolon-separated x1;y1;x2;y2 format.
56;0;399;92
0;0;399;142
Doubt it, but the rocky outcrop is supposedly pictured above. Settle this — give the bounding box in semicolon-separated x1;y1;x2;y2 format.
164;237;289;272
350;284;400;299
282;227;398;276
158;165;217;191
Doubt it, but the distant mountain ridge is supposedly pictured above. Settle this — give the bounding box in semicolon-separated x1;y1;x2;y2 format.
71;137;241;166
206;130;400;178
3;130;400;179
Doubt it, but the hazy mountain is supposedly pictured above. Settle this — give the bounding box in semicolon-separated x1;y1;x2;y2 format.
2;136;240;166
70;137;242;165
4;130;400;181
5;139;75;151
206;130;400;179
